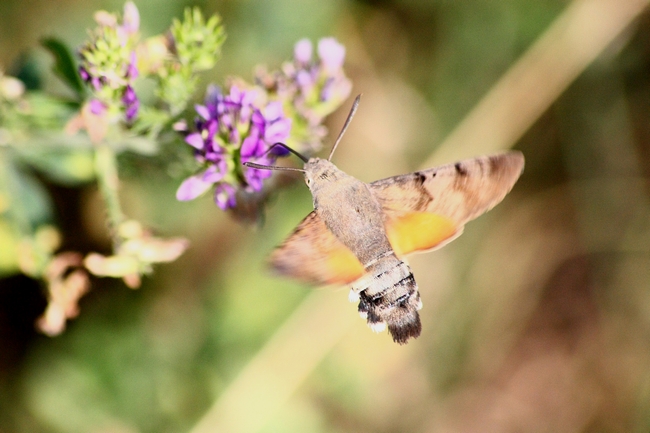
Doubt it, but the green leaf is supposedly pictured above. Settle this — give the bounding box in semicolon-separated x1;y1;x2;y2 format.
3;162;55;231
41;37;86;100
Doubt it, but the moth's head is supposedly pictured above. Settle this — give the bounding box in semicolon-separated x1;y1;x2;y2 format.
303;158;340;192
242;95;361;190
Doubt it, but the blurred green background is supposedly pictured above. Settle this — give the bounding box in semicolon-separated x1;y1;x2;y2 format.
2;0;650;432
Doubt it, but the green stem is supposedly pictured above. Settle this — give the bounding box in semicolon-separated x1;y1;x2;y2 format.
94;144;124;249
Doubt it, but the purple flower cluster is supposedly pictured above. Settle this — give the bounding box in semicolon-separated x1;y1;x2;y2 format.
176;85;292;209
256;37;352;153
78;1;141;122
290;37;351;111
176;37;351;211
122;84;139;122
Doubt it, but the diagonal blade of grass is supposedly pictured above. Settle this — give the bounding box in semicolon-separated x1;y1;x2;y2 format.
425;0;650;166
190;290;356;433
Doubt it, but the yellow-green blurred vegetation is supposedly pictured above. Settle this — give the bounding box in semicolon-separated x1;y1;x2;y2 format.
2;0;650;432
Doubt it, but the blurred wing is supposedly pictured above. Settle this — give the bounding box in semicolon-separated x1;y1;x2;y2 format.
269;211;364;286
372;151;525;255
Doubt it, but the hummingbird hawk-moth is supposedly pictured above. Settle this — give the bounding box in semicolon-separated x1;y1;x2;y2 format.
245;95;524;344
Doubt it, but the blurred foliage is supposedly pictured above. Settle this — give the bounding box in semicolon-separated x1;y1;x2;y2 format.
2;0;650;433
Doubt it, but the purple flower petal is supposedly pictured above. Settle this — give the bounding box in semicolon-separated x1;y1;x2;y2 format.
245;164;272;191
265;117;291;143
241;135;262;158
185;132;204;150
201;164;225;183
89;99;106;115
296;70;314;89
228;85;243;104
318;37;346;70
122;1;140;34
206;119;218;139
239;107;252;125
176;173;213;201
196;104;211;120
228;128;240;145
247;122;263;142
264;101;284;122
126;51;139;79
241;88;258;107
220;106;235;129
122;85;137;104
214;183;236;209
321;76;352;104
205;151;223;162
91;77;103;91
173;119;188;132
125;98;139;121
204;85;222;115
79;67;90;82
294;39;313;64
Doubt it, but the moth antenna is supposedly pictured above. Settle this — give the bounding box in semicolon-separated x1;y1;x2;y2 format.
243;161;306;173
266;142;308;163
328;94;361;162
244;143;308;173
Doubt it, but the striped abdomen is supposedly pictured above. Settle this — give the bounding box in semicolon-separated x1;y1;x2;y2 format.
353;254;422;344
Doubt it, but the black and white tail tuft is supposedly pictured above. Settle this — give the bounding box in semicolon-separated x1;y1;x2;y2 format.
355;257;422;344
